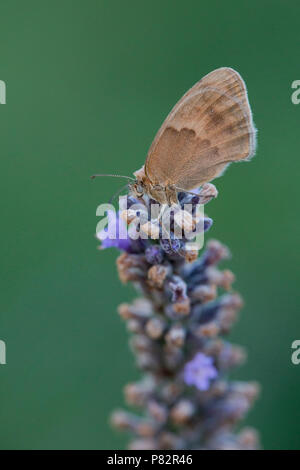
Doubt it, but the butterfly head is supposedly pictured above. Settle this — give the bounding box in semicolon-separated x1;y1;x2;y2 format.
131;165;149;198
130;180;145;198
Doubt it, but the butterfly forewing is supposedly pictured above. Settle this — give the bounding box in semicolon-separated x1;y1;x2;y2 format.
145;68;256;191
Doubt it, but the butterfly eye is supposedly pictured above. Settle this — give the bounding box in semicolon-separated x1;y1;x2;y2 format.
135;184;144;196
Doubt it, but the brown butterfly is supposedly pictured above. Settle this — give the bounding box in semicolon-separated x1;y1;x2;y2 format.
92;67;256;205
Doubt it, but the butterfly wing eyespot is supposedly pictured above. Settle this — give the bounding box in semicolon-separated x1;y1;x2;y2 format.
144;67;256;192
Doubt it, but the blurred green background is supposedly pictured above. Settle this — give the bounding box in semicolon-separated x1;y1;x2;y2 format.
0;0;299;450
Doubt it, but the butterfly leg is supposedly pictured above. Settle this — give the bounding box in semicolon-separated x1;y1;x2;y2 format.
165;185;178;206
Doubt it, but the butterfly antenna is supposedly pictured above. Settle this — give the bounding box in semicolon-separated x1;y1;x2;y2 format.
91;173;135;181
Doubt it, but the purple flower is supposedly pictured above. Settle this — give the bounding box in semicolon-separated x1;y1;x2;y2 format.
183;353;218;391
145;245;164;264
107;183;260;449
97;210;131;252
204;217;213;232
160;237;182;255
192;216;213;235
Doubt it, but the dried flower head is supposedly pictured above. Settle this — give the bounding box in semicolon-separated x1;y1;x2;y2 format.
98;183;260;450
